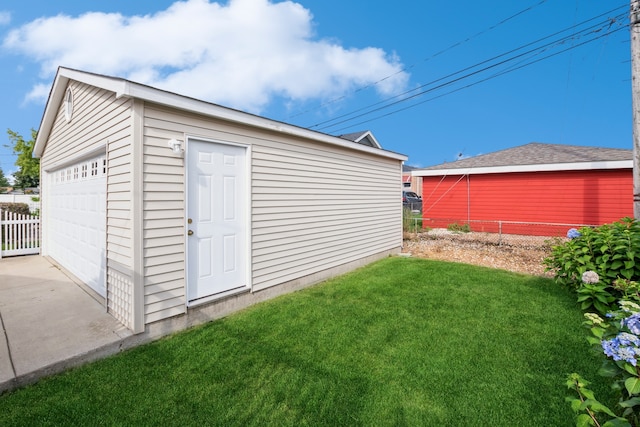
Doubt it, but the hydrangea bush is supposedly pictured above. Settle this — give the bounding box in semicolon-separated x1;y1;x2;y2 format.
568;228;582;239
549;219;640;425
544;218;640;315
567;302;640;426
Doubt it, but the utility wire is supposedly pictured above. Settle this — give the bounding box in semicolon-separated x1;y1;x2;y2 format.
310;7;627;130
285;0;551;121
318;18;627;132
486;12;626;77
329;25;627;133
310;9;628;132
323;23;627;134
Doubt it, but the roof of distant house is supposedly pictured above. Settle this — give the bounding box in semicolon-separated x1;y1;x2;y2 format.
413;142;632;176
337;130;381;149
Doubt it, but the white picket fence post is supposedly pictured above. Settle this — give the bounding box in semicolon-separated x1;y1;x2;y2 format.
0;209;41;258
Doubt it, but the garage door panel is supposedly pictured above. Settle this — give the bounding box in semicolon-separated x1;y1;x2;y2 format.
48;155;107;297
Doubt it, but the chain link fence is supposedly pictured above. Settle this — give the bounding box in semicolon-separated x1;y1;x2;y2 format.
404;216;597;249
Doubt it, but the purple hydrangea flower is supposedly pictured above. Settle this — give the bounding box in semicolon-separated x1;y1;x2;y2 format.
567;228;581;239
618;332;640;346
618;346;639;366
625;314;640;335
602;336;640;366
602;338;618;358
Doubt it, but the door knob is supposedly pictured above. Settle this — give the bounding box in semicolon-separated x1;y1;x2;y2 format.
188;230;194;236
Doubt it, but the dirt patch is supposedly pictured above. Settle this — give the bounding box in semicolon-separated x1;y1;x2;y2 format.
402;229;556;277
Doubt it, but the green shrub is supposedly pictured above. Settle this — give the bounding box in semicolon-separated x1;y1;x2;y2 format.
447;222;470;233
567;302;640;426
1;203;33;246
0;202;30;216
576;280;616;315
549;219;640;424
544;218;640;302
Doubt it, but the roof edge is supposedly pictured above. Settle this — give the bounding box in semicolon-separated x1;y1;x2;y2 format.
412;160;633;176
33;71;66;158
119;79;401;159
34;67;407;162
34;67;129;157
352;131;381;148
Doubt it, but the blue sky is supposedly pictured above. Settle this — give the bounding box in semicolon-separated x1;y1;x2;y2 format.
0;0;631;179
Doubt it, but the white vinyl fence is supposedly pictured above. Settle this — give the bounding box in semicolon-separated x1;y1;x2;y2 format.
0;194;40;214
0;210;40;258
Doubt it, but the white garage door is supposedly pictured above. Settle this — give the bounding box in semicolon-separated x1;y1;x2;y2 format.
48;155;107;297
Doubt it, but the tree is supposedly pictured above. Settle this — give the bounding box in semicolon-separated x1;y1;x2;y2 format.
0;167;9;188
6;129;39;189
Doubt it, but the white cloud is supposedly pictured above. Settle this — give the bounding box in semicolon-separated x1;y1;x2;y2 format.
3;0;409;113
23;83;51;105
0;11;10;26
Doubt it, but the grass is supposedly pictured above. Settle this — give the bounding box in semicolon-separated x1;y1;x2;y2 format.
1;241;40;250
0;257;615;426
403;209;423;233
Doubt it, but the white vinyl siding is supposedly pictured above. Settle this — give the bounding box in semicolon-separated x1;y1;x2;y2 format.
107;133;134;268
41;81;135;328
251;142;400;290
141;104;402;322
141;121;186;324
42;84;130;169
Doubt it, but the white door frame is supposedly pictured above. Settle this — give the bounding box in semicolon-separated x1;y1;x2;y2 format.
185;136;251;306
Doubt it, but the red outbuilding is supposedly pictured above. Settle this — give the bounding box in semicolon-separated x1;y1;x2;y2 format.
412;143;633;236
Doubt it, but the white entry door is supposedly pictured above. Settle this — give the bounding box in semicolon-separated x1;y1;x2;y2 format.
187;139;248;303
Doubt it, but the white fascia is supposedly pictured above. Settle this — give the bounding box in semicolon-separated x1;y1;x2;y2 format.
120;83;405;161
35;67;408;162
411;160;633;176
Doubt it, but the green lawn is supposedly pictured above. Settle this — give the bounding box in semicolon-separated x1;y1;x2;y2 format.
0;257;614;426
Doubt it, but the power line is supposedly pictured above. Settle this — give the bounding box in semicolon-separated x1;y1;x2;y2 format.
309;8;628;133
285;0;552;121
329;25;627;133
323;23;627;134
310;7;627;130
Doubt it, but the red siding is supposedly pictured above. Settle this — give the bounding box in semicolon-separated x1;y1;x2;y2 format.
421;169;633;236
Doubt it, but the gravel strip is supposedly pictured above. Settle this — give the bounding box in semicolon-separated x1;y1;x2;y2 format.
402;229;557;277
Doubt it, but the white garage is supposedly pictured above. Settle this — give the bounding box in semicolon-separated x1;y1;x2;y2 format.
34;67;405;335
45;154;107;297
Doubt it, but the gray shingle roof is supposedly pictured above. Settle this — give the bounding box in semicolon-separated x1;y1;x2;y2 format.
422;142;632;171
338;131;369;142
337;130;381;148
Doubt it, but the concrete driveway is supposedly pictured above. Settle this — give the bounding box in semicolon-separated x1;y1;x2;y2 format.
0;255;132;393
